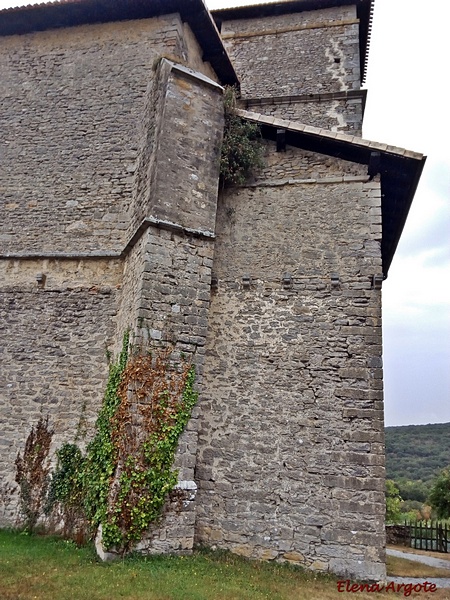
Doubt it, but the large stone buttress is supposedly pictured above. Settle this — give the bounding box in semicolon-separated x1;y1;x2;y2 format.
107;58;225;554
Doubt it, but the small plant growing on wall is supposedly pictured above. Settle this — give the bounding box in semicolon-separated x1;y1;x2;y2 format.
15;416;53;532
45;443;87;542
220;86;264;186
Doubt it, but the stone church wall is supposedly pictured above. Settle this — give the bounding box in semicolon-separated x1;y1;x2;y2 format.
0;14;224;547
0;1;391;580
196;143;385;580
0;15;205;255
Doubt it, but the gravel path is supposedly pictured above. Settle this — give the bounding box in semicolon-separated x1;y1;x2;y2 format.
387;548;450;588
386;576;450;588
387;548;450;570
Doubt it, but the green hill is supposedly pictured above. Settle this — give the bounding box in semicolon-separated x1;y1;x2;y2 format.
385;422;450;483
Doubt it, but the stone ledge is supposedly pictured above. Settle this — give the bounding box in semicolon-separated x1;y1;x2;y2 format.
0;216;215;261
222;18;359;40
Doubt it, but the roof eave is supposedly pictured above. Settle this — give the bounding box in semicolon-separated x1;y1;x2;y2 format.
235;109;426;278
0;0;238;86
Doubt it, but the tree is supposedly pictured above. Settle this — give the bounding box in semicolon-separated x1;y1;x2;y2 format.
386;479;403;524
396;478;429;503
428;467;450;519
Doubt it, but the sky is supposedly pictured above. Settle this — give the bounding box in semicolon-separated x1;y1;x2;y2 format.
0;0;448;427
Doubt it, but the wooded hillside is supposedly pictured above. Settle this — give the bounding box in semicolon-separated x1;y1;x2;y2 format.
385;422;450;484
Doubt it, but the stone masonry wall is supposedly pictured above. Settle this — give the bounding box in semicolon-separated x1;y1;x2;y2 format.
0;258;122;524
258;140;367;181
245;94;365;135
0;15;193;255
196;143;386;580
0;15;224;556
182;23;219;82
221;6;360;100
125;228;215;556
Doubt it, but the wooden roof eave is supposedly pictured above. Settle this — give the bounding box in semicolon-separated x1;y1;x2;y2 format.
0;0;238;87
236;109;426;278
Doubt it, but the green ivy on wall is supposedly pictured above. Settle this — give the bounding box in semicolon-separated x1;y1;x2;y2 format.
44;332;198;555
82;331;130;534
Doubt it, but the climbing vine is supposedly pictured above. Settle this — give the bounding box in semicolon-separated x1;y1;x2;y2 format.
18;332;197;554
15;416;53;532
45;443;87;540
82;331;130;534
220;86;264;186
101;349;198;552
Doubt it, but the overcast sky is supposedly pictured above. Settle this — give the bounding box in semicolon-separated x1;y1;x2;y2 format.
1;0;449;427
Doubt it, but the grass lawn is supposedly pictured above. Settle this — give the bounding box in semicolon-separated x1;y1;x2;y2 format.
1;530;450;600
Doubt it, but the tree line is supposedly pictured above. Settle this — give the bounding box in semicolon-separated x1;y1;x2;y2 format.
385;422;450;523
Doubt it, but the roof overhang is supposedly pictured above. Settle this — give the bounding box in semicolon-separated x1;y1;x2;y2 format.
212;0;374;84
236;109;426;278
0;0;238;86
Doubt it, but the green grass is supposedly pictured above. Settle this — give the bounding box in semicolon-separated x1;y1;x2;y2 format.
2;530;449;600
0;529;335;600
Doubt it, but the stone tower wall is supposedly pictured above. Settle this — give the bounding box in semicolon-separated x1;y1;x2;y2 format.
196;143;385;579
221;5;364;134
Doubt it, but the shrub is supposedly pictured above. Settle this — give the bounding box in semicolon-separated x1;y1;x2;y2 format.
15;416;53;532
220;86;264;186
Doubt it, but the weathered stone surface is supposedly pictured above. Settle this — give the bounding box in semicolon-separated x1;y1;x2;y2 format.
222;6;362;132
135;481;198;555
0;266;120;523
0;0;403;582
195;146;385;578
